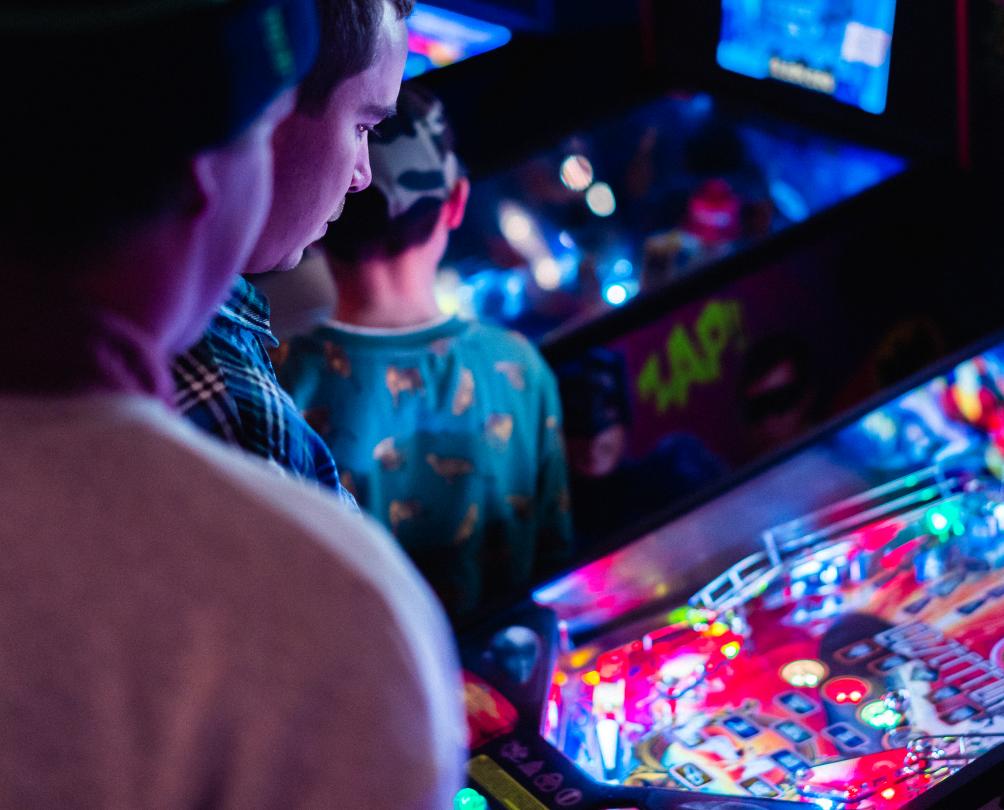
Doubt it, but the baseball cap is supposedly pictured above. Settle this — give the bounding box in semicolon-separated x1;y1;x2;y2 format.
369;84;463;220
1;0;320;158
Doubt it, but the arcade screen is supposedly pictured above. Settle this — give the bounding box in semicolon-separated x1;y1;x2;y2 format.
438;93;905;340
717;0;898;114
405;3;511;79
457;341;1004;809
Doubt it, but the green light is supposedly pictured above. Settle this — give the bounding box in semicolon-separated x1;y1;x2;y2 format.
928;512;949;533
454;788;489;810
722;641;741;660
925;502;963;536
668;606;712;628
861;700;903;729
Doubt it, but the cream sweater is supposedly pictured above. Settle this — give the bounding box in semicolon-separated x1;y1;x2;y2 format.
0;393;463;808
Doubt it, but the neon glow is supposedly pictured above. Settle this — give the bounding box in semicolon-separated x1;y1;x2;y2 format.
636;299;745;413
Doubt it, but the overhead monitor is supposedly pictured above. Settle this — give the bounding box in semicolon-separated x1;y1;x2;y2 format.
717;0;897;114
405;3;512;79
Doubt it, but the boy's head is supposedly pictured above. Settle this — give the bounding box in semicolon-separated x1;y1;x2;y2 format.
0;0;318;350
319;83;468;267
248;0;415;274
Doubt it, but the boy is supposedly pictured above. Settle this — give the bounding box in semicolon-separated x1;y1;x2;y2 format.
279;86;573;620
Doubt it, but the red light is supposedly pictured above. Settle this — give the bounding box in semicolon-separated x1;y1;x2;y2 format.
824;676;870;705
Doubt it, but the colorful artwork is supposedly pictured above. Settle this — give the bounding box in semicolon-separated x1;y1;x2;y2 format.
541;472;1004;806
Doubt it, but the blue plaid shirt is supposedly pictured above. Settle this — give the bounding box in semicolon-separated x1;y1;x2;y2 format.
173;276;356;508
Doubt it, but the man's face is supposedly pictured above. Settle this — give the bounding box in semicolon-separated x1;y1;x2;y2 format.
247;0;409;274
163;91;294;352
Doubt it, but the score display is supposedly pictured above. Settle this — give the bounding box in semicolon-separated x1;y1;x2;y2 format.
717;0;897;114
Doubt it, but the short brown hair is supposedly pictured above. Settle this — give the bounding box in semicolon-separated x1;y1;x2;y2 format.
297;0;414;114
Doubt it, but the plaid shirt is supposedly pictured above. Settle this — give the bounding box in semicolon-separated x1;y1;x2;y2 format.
173;276;356;508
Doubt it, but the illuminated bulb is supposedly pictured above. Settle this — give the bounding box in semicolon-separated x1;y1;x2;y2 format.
881;788;896;801
532;257;562;291
851;691;863;703
837;692;848;703
603;283;628;306
861;700;903;729
925;502;963;536
454;788;489;810
708;622;729;638
586;182;616;217
780;660;827;688
560;154;594;192
499;207;532;244
558;230;575;249
553;671;568;686
721;641;741;660
582;670;601;687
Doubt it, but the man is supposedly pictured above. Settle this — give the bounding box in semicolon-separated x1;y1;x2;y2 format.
277;86;574;621
0;3;462;807
173;0;412;500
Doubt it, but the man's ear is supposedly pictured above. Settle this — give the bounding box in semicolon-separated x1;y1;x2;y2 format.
182;153;216;222
444;176;470;230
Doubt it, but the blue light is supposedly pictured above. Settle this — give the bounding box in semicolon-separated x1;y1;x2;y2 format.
717;0;898;114
603;280;639;307
406;4;512;79
769;180;811;223
612;258;633;276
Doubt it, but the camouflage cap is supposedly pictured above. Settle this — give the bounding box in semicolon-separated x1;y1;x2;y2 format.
370;85;462;221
